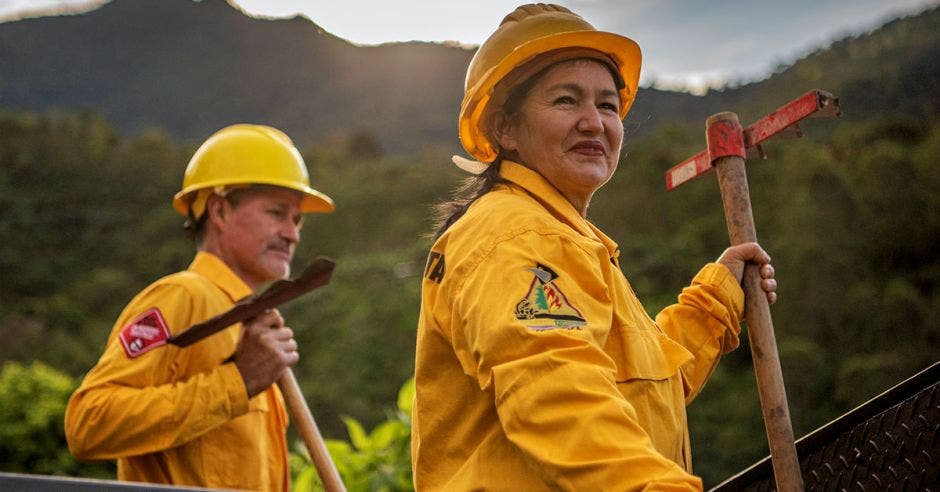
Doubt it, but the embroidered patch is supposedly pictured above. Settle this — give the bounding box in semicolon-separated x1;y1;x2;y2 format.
514;263;587;330
119;308;170;358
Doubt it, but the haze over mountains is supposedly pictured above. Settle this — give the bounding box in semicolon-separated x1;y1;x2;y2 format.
1;0;938;154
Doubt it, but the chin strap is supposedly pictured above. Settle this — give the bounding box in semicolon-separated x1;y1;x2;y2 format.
451;155;489;174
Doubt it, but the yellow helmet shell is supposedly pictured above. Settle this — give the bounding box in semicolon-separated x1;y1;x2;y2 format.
459;3;642;163
172;124;334;217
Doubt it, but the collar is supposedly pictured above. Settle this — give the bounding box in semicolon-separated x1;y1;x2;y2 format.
498;160;621;259
188;251;254;302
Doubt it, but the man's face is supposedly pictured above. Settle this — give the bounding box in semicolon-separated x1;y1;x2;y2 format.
213;187;304;289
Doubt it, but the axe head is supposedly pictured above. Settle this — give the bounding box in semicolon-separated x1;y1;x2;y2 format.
665;89;841;191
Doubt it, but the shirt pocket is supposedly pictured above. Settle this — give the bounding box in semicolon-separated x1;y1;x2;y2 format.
608;324;692;383
607;323;694;462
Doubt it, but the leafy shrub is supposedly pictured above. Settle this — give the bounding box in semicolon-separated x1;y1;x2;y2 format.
0;361;113;478
292;378;414;492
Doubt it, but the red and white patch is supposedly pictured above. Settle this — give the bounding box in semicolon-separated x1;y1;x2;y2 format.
119;308;170;358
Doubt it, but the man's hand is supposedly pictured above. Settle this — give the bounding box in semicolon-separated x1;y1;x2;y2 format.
233;309;299;398
716;242;778;305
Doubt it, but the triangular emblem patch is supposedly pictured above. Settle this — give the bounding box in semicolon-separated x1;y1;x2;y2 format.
514;263;587;330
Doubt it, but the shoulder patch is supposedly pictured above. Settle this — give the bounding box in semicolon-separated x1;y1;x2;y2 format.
514;263;587;330
119;308;170;358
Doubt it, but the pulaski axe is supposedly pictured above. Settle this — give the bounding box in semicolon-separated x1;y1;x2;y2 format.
666;90;841;492
168;257;347;492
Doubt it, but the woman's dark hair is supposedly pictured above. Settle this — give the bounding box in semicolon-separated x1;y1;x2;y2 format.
430;161;505;239
429;65;552;240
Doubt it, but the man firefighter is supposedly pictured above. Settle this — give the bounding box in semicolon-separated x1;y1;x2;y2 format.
65;124;334;491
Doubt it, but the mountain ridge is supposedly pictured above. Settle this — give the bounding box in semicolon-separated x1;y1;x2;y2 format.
1;0;937;154
0;0;475;153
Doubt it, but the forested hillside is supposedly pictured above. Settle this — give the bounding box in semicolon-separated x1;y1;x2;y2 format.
1;2;938;488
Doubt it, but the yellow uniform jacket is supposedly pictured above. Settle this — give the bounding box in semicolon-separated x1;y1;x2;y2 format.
66;252;290;491
413;161;744;491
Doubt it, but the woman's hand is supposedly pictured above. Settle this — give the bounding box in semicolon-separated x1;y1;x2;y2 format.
716;242;777;305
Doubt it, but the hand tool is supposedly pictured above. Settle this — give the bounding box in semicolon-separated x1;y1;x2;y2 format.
666;90;841;492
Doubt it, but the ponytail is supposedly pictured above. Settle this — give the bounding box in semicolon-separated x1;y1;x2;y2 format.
430;160;506;240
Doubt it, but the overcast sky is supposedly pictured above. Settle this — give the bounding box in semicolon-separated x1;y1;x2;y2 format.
1;0;936;93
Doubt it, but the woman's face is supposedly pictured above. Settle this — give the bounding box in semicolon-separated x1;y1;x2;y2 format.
495;59;624;216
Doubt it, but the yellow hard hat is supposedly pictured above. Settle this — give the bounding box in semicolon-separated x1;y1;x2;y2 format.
172;124;334;217
458;3;642;165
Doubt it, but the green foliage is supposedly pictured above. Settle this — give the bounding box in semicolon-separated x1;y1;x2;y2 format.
0;361;113;478
291;378;414;492
0;111;191;375
2;104;939;488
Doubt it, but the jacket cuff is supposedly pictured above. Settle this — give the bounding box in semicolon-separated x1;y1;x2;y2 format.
221;361;250;417
694;263;745;318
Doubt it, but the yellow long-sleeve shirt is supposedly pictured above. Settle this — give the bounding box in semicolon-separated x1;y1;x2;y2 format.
65;252;290;491
413;161;744;491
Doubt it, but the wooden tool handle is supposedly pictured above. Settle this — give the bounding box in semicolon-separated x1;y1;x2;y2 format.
711;112;804;492
278;370;346;492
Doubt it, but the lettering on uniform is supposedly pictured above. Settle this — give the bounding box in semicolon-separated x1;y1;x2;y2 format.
424;251;445;283
119;308;171;358
514;263;587;330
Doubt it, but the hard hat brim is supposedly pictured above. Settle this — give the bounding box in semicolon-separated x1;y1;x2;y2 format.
459;30;641;164
172;181;335;217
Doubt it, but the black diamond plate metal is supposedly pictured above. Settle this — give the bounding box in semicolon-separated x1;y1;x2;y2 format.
712;361;940;491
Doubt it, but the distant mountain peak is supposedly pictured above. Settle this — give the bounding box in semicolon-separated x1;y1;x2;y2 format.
0;0;107;22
